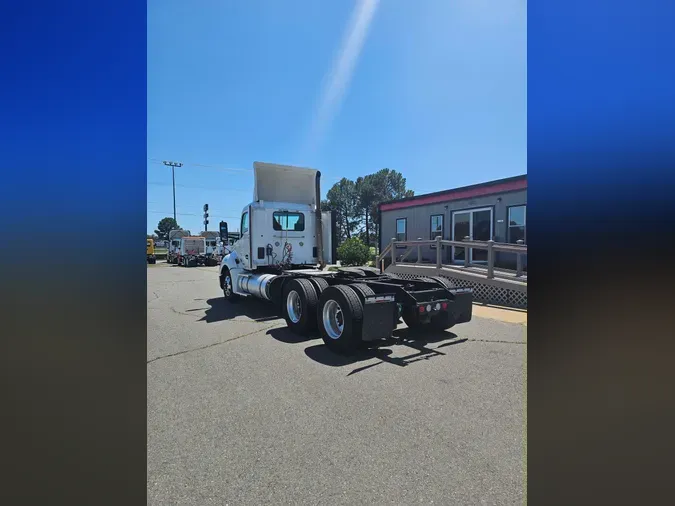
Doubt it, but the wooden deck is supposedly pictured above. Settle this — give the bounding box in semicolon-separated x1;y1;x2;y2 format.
393;261;527;284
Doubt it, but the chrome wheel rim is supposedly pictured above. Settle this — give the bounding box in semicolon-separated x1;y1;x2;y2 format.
224;275;232;297
322;300;344;339
287;290;302;323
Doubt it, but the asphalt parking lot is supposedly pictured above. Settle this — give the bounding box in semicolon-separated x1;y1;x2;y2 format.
148;261;526;505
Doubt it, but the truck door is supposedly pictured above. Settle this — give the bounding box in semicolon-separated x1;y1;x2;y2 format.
238;209;251;269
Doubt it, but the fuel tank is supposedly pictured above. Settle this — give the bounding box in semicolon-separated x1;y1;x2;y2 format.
237;273;277;300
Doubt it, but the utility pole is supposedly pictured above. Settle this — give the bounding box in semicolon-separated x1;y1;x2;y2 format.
162;160;183;222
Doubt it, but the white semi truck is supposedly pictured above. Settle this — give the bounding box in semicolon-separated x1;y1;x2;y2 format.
167;230;207;267
200;231;221;266
219;162;473;354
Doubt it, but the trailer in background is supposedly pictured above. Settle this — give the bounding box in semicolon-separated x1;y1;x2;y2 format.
167;230;207;267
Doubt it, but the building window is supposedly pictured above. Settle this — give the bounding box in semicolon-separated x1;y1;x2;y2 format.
396;218;407;242
241;212;249;235
273;211;305;231
508;205;526;244
430;214;443;240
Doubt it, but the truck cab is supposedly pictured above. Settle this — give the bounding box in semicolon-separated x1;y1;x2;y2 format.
220;162;335;295
233;201;330;270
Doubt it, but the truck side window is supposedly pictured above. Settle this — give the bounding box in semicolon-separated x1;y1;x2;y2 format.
241;212;249;234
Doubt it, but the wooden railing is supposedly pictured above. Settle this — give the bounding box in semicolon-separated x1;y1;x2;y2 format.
376;236;527;279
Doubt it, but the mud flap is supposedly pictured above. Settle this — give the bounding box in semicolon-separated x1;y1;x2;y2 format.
449;289;473;323
362;294;397;341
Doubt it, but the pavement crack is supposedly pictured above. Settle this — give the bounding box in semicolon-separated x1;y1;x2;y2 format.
468;338;526;345
147;323;282;365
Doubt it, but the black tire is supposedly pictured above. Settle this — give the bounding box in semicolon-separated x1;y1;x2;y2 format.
317;285;365;354
308;277;329;297
221;267;240;303
268;277;286;312
402;306;423;329
347;282;375;300
428;311;456;331
282;278;319;335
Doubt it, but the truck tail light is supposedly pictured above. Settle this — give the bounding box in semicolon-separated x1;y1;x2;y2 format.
441;302;448;310
419;305;425;313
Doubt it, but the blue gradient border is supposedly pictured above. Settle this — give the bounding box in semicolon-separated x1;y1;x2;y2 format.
2;0;674;504
1;1;147;504
528;1;675;504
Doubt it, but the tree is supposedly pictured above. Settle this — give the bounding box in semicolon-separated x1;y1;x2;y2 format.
154;217;180;241
325;178;360;243
325;169;414;249
360;169;414;244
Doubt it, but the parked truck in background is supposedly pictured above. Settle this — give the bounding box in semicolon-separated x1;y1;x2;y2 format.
167;230;207;267
200;231;221;266
218;162;473;354
147;238;156;264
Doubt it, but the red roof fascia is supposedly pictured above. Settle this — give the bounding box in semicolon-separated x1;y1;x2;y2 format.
379;178;527;212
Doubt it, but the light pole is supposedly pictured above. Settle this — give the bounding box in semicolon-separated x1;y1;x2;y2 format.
162;160;183;222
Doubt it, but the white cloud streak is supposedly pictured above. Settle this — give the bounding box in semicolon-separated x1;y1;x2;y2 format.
303;0;380;158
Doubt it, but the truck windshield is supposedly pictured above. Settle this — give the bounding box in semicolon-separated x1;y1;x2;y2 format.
273;211;304;231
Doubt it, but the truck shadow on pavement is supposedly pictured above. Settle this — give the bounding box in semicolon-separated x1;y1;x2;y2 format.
266;326;317;344
303;328;468;375
200;297;281;324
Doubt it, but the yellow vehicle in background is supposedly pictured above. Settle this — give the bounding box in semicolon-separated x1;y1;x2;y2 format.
147;238;157;264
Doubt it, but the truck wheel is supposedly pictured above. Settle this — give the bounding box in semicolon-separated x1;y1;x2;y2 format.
346;283;374;299
402;307;423;329
429;312;456;331
308;277;329;297
221;268;240;303
282;278;319;335
317;285;364;354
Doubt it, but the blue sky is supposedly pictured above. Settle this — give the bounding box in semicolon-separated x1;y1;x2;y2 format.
147;0;526;234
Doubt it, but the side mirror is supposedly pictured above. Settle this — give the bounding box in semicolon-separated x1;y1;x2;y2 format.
219;221;229;242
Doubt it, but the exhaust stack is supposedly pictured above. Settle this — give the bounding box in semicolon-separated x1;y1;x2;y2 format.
315;171;325;269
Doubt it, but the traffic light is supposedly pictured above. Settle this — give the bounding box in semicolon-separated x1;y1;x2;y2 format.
219;221;228;242
203;204;209;231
